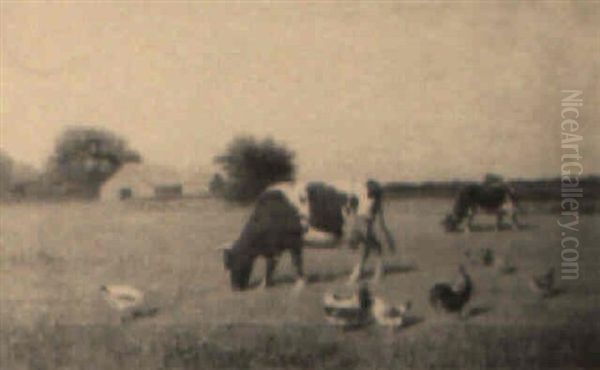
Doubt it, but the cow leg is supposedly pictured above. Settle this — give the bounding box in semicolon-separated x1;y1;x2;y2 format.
372;251;384;283
466;212;475;233
290;247;306;288
511;210;520;230
348;245;369;284
367;229;384;283
261;256;278;288
349;236;383;284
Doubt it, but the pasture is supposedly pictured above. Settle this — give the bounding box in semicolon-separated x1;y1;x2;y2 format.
1;198;599;369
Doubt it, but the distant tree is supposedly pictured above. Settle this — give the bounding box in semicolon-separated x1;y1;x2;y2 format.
45;126;141;198
214;135;295;202
0;149;14;197
10;160;39;185
209;173;226;196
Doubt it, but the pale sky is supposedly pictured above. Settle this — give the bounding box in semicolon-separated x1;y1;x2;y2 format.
1;1;598;182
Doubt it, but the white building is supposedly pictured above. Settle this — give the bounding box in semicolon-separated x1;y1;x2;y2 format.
100;163;182;201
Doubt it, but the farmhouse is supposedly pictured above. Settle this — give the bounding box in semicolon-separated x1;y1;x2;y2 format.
100;163;183;201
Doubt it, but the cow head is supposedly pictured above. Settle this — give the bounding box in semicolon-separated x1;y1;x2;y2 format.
366;179;383;200
222;246;254;290
442;214;460;232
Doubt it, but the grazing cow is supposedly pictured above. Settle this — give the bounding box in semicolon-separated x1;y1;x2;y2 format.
223;187;305;290
222;179;396;290
306;182;354;239
302;180;396;283
442;180;521;232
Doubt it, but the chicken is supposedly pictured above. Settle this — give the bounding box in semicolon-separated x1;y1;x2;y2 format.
323;284;411;328
481;248;494;267
529;267;555;297
495;254;516;274
429;265;472;315
100;284;159;322
371;298;411;327
464;248;494;266
323;284;373;328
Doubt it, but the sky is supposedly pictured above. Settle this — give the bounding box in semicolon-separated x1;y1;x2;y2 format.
1;1;598;182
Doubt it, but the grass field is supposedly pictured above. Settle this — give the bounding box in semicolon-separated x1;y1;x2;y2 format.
1;198;599;369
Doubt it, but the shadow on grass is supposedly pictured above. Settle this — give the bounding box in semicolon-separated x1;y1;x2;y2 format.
466;305;493;319
515;223;539;231
399;315;425;330
304;239;343;249
542;288;565;299
525;288;567;303
252;263;418;288
447;223;538;233
384;263;418;275
332;315;425;333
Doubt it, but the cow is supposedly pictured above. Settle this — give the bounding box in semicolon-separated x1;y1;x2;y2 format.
222;179;396;290
300;180;396;283
442;179;521;232
222;186;305;290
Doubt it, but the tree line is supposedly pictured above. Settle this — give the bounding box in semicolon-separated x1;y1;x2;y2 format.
1;126;295;203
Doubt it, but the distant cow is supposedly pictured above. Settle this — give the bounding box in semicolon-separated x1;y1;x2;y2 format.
442;182;521;232
222;180;396;290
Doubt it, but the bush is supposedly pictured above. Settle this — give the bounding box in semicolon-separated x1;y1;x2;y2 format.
45;126;141;198
214;136;295;202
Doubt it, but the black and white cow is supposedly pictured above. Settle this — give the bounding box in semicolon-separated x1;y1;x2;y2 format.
442;182;521;232
222;187;305;290
222;180;396;290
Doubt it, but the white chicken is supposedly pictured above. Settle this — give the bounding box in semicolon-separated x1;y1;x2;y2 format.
100;284;158;322
323;285;372;328
371;297;412;327
323;284;411;328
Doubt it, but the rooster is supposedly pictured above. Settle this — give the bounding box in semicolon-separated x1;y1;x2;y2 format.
429;265;473;315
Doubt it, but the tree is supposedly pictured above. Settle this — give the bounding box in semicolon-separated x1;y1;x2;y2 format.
0;149;14;197
209;173;226;196
45;126;141;198
214;135;295;202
